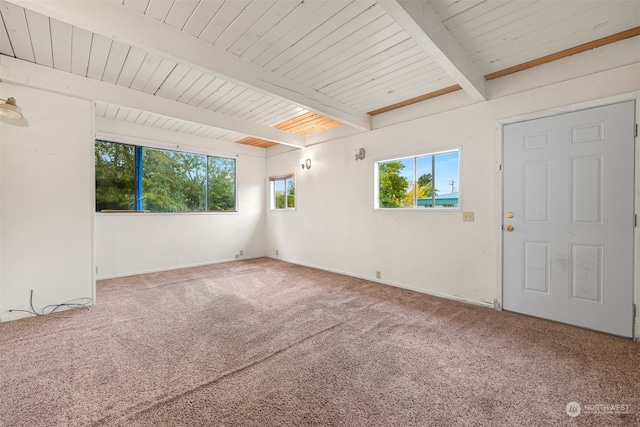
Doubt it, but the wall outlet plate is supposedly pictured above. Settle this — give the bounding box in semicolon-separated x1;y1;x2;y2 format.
462;211;474;222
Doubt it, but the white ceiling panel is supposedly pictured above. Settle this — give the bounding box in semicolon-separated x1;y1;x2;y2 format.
1;1;34;61
1;0;637;147
128;52;163;91
23;9;51;66
141;58;177;94
116;46;146;87
0;9;14;56
86;34;112;80
320;43;425;96
164;68;204;101
101;40;130;84
251;1;350;68
199;0;252;45
239;0;326;63
50;17;71;72
164;0;199;30
181;0;225;37
430;0;485;22
123;0;149;14
146;0;175;22
264;1;375;73
71;26;92;76
176;73;215;104
184;77;226;107
227;0;299;57
214;0;276;52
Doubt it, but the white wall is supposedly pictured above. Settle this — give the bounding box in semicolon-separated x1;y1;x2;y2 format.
0;83;95;321
94;118;266;278
265;54;640;314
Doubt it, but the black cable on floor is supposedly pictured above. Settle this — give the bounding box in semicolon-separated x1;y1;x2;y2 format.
8;289;92;317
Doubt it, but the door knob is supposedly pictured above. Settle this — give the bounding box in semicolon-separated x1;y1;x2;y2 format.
505;225;514;232
506;211;514;218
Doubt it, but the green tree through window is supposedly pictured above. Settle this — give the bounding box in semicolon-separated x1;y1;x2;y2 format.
95;141;135;211
142;149;208;212
95;141;236;212
417;173;435;197
378;161;409;208
208;157;236;211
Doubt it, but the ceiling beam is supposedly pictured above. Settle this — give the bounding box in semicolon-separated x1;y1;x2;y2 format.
0;55;306;148
377;0;487;102
6;0;372;131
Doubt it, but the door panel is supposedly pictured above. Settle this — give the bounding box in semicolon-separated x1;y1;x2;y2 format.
503;101;635;338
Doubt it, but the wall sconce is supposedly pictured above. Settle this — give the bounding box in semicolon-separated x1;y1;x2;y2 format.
301;158;311;170
0;97;23;119
354;148;365;161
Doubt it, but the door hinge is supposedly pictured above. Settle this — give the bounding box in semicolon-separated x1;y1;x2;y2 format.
635;123;638;138
634;304;637;318
635;214;637;227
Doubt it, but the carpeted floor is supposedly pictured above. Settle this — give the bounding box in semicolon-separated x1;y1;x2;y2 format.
0;258;638;426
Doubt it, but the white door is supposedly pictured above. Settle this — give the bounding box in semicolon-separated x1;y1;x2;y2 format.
503;101;635;338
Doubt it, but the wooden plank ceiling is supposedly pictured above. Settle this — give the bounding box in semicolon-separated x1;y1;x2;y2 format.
1;0;638;148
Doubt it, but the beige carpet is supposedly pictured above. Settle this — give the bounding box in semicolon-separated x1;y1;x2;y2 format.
0;258;638;426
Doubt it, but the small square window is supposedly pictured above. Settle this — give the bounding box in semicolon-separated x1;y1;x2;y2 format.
270;174;295;210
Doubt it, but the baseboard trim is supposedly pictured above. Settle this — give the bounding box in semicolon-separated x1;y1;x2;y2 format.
269;257;494;310
96;256;264;280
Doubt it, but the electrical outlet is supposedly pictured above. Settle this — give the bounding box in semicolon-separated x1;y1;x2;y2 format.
376;271;381;279
462;211;474;222
239;250;243;256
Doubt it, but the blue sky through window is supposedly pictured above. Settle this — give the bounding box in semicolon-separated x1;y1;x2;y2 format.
399;151;459;195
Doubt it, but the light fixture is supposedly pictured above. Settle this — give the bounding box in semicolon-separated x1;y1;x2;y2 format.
301;158;311;170
354;147;365;161
0;97;23;119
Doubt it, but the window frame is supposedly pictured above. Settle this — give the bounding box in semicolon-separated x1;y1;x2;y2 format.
373;146;462;211
95;140;237;214
269;173;296;211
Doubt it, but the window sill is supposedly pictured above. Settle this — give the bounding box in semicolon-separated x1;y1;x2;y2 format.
97;210;239;215
374;207;461;212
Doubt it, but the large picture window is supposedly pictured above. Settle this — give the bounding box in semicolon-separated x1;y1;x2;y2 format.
269;174;295;210
375;148;460;210
95;140;236;212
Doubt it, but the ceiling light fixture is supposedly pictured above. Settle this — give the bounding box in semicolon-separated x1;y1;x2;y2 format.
0;97;23;119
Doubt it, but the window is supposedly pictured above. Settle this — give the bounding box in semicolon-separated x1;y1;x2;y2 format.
269;174;295;210
95;140;136;210
375;148;460;210
95;140;236;212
